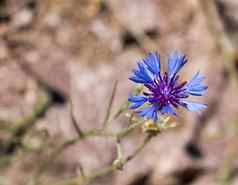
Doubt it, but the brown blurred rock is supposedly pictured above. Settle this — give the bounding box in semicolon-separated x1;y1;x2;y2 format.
1;0;238;185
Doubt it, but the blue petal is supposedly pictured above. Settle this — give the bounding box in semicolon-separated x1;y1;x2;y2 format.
181;100;207;112
128;95;148;109
129;76;148;83
186;72;208;96
143;52;161;75
151;111;158;122
128;101;145;109
128;95;148;102
161;105;177;116
137;62;155;82
167;51;187;79
139;105;158;121
129;62;155;84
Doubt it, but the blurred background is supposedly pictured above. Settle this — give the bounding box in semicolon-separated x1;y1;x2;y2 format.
0;0;238;185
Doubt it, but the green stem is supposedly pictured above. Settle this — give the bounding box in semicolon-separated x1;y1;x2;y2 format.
116;121;143;139
0;95;50;155
102;81;118;129
33;116;143;185
69;99;84;138
55;135;153;185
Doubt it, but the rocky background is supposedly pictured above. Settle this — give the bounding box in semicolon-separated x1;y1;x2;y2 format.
1;0;238;185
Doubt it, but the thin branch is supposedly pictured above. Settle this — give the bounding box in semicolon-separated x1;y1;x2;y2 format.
69;98;84;138
77;162;86;180
55;120;142;155
103;101;130;129
30;129;114;183
0;95;50;155
11;95;50;135
116;138;123;160
55;135;153;185
33;118;143;185
112;101;129;120
116;120;143;139
46;120;142;160
124;135;152;163
32;112;143;185
102;80;118;130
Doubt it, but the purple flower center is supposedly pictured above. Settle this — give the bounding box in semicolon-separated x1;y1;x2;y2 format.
145;73;188;109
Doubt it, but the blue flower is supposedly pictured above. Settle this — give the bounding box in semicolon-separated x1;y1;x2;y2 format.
128;51;208;122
